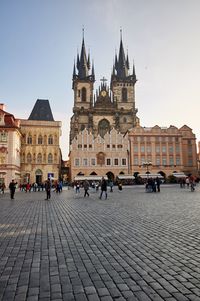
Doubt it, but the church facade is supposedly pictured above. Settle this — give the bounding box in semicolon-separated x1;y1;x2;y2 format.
69;34;140;181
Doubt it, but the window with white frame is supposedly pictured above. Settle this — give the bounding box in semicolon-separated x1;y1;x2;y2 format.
134;157;138;165
83;158;88;166
147;145;151;153
114;158;119;165
156;145;160;153
91;158;96;166
133;145;138;153
169;157;174;166
106;158;111;165
176;157;180;165
75;158;80;166
122;158;126;166
140;145;145;153
1;131;7;142
162;145;166;153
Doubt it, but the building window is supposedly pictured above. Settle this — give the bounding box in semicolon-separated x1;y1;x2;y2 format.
27;135;32;144
84;144;87;149
162;145;166;153
114;158;119;166
156;157;160;166
134;157;138;165
98;119;110;138
48;153;53;164
169;157;174;166
122;158;126;166
122;87;128;102
91;158;96;166
141;157;145;164
89;144;92;149
188;159;193;166
0;131;7;142
78;90;81;97
112;145;116;148
162;157;167;166
37;153;42;164
81;87;86;102
38;135;43;144
107;145;110;148
169;145;173;153
118;144;123;149
147;146;151;153
156;146;160;153
176;157;180;165
75;158;80;166
106;158;111;165
134;145;138;153
48;135;53;145
78;144;82;149
140;145;145;153
83;158;88;166
27;153;32;163
176;145;180;153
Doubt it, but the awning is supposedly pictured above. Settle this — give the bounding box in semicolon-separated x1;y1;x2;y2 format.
117;175;135;180
138;174;163;179
172;172;187;178
74;175;108;181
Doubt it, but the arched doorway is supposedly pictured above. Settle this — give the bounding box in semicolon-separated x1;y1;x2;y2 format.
35;169;43;184
106;171;114;181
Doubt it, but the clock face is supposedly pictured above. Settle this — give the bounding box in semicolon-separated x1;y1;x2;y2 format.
101;91;106;97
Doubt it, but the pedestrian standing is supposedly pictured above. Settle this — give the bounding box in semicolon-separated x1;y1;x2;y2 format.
156;177;161;192
83;180;90;197
9;180;16;199
45;178;51;200
110;180;114;192
99;177;107;199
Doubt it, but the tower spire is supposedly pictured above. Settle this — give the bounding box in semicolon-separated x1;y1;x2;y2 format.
116;29;129;78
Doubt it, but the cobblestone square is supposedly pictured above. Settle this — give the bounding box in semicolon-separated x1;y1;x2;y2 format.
0;185;200;300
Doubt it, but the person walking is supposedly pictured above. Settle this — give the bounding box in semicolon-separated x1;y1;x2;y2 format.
45;178;51;200
83;180;90;197
99;177;107;199
156;177;161;192
9;180;16;199
110;180;114;192
1;182;5;194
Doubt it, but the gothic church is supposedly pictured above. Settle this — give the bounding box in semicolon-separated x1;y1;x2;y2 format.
70;33;139;143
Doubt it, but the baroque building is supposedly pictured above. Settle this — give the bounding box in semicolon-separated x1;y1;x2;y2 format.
0;104;21;187
20;99;62;184
128;125;197;177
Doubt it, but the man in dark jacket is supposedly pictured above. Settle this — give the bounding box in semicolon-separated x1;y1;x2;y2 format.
45;179;51;200
99;177;107;199
9;180;16;199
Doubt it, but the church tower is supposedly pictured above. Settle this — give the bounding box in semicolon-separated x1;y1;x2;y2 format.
111;32;139;132
70;32;95;142
70;31;139;144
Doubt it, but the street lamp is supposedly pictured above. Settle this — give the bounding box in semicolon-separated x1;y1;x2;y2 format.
142;161;152;176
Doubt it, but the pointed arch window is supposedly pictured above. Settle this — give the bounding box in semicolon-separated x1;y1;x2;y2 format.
122;88;128;102
81;87;87;102
27;135;32;144
98;119;110;138
48;153;53;164
48;135;53;145
27;153;32;163
37;153;42;164
38;135;43;144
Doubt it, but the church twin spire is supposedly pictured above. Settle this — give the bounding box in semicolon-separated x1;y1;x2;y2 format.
73;30;136;83
73;29;95;82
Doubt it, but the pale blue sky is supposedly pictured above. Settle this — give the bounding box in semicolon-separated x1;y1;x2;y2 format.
1;0;200;159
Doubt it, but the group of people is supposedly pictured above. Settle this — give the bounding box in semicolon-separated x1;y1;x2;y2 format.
145;177;161;193
179;176;196;191
74;178;123;200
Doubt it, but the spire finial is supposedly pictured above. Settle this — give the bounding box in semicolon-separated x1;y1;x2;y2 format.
120;27;122;41
82;25;85;39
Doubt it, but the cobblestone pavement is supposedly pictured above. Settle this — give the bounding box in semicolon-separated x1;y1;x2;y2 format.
0;185;200;301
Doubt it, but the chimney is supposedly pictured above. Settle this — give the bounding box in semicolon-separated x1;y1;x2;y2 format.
0;104;6;111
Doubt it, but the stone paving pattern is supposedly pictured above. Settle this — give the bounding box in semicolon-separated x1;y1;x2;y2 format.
0;185;200;301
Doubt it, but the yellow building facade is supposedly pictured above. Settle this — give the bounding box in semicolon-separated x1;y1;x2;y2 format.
20;100;62;185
